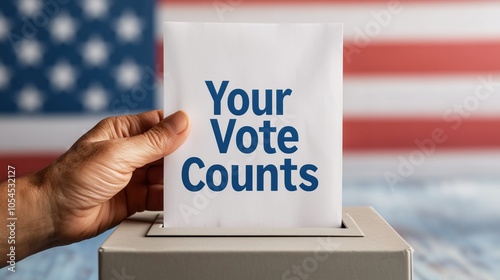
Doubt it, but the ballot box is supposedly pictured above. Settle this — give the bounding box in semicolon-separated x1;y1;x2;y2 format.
99;206;413;280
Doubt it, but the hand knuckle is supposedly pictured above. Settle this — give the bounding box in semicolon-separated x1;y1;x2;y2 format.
101;116;134;137
146;129;170;151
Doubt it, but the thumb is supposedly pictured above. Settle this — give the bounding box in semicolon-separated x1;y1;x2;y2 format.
119;110;190;169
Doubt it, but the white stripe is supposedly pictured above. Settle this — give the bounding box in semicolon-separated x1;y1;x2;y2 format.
157;2;500;41
0;116;104;152
344;74;500;117
344;150;500;179
0;86;165;152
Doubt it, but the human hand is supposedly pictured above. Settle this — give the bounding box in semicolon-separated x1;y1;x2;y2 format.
0;110;190;263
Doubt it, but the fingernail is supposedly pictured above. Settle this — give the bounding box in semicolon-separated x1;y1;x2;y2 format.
165;111;189;135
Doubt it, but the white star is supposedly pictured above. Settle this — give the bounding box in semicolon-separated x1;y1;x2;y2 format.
48;60;77;91
17;86;43;112
18;0;42;17
50;13;78;43
16;39;43;66
114;11;143;43
81;0;109;19
0;14;10;41
82;84;108;111
81;36;109;67
0;64;9;89
115;59;141;89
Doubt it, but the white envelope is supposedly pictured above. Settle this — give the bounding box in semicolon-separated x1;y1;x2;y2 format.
164;22;343;228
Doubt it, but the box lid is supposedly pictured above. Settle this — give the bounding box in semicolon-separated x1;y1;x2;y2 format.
100;206;413;253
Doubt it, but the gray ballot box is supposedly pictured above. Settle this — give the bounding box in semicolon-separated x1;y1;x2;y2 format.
99;206;413;280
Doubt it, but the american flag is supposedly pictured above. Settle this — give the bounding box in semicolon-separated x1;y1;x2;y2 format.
0;0;156;177
2;0;500;180
1;1;500;279
0;0;154;114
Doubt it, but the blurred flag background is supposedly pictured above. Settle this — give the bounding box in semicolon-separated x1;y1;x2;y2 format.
1;0;500;279
0;0;156;177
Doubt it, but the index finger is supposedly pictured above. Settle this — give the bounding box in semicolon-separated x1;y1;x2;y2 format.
80;110;165;142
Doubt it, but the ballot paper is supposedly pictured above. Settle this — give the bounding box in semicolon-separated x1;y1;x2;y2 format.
164;22;343;228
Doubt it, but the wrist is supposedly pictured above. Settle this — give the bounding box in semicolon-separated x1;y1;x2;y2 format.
26;170;59;248
0;170;58;264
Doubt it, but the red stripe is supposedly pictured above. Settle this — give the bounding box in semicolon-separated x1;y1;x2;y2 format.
344;40;500;75
0;154;59;181
344;118;500;151
157;41;500;75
